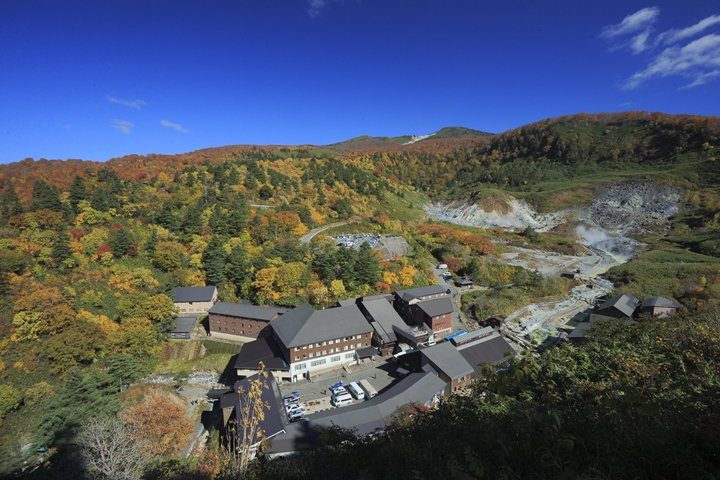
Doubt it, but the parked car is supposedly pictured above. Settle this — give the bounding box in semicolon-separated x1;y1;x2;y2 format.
329;382;344;392
288;409;304;420
283;391;299;401
283;399;300;408
287;405;306;416
288;411;305;422
438;264;448;269
331;387;347;397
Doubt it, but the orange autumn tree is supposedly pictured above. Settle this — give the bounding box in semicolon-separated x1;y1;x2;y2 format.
122;386;194;458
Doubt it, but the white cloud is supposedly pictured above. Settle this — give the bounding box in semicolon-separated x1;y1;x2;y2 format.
308;0;328;18
307;0;347;18
113;119;134;134
601;8;720;89
658;14;720;45
600;7;660;40
623;33;720;89
107;96;146;109
160;120;189;133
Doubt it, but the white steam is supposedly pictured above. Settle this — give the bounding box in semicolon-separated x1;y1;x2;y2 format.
575;225;609;244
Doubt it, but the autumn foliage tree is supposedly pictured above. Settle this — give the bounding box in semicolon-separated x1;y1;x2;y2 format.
122;386;194;458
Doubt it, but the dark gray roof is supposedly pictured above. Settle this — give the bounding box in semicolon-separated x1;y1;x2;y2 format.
265;372;446;454
417;297;454;317
457;334;515;373
450;326;493;346
642;296;681;308
168;316;197;334
395;285;447;303
172;286;217;303
371;321;395;344
271;304;371;349
361;299;411;343
420;342;474;379
234;336;289;371
455;277;474;286
229;372;285;446
597;293;640;318
208;302;286;321
567;321;595;339
220;392;239;409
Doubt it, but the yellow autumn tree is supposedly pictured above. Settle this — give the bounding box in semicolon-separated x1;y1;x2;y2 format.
252;267;280;304
399;265;417;287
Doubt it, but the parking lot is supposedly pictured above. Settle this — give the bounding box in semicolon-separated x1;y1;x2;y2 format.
330;233;381;250
277;357;400;421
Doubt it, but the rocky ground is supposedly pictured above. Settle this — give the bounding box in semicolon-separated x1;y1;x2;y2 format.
424;179;681;346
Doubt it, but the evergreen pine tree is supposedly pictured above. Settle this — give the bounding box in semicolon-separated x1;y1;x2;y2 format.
51;231;72;266
0;182;23;221
226;245;250;295
145;229;158;257
180;203;203;241
208;206;228;236
109;227;132;257
203;236;227;286
227;195;249;233
355;242;381;285
90;187;109;212
29;180;63;212
68;175;88;214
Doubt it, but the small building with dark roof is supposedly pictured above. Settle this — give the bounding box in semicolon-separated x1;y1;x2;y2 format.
454;277;475;288
208;302;286;342
409;297;453;333
397;342;474;393
393;285;448;316
641;296;681;318
172;286;218;315
455;331;515;374
167;316;198;340
592;293;640;320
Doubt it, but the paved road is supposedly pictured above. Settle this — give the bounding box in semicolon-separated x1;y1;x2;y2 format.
299;221;349;244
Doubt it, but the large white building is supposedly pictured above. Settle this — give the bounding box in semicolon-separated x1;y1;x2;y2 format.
271;304;373;382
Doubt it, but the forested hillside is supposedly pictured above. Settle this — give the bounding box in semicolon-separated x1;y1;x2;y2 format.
0;111;719;479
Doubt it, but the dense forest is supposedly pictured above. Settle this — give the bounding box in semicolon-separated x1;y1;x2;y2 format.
1;111;720;479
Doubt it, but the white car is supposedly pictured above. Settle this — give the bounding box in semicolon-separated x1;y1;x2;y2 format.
438;264;448;269
287;405;306;416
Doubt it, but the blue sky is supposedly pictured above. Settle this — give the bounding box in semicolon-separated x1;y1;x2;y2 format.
1;1;718;164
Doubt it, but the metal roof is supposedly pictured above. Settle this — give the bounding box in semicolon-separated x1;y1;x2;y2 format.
417;297;454;317
361;299;411;343
227;372;285;446
168;316;197;334
597;293;640;318
642;296;681;308
456;334;515;373
172;286;217;303
394;285;447;303
208;302;286;321
271;304;371;349
420;342;474;379
265;372;446;454
234;336;289;371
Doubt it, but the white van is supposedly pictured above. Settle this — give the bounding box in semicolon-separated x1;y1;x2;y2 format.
331;392;353;407
358;379;377;399
347;382;365;401
438;264;448;269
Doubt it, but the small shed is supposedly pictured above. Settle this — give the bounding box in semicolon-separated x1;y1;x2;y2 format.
167;316;198;340
454;277;474;288
641;296;681;318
